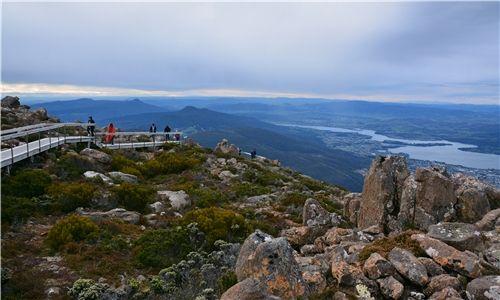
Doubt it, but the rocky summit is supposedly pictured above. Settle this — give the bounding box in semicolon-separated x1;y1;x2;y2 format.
1;98;500;300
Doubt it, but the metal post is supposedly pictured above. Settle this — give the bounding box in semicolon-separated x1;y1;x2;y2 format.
10;147;14;165
38;132;41;153
25;133;29;159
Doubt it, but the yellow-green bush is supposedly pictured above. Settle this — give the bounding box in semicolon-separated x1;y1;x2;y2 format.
2;169;52;198
190;187;228;208
231;182;272;198
111;183;154;213
46;215;99;251
143;152;203;178
1;196;38;224
182;207;251;247
47;182;97;213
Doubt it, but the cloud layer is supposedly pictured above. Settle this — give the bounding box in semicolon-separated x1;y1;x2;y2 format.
2;2;499;103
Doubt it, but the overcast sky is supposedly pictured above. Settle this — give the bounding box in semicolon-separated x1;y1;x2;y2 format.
2;2;499;104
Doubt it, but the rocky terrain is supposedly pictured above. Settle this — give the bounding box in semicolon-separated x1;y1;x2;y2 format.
1;97;499;299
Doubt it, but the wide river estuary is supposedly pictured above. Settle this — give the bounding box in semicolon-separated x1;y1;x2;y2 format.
285;124;500;170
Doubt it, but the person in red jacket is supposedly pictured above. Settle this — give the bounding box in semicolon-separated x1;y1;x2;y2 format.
105;123;116;144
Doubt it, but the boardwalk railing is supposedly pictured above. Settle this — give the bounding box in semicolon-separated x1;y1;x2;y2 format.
1;123;183;168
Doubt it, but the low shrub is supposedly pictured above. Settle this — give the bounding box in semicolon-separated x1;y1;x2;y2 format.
52;153;95;180
46;215;99;251
217;271;238;294
47;182;97;213
111;154;136;171
231;182;272;198
358;230;425;261
143;152;203;177
182;207;252;247
2;169;52;198
111;183;154;213
190;187;228;208
133;224;203;269
1;196;38;224
280;192;307;207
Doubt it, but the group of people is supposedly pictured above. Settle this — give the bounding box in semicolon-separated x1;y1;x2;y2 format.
86;117;181;145
148;123;180;141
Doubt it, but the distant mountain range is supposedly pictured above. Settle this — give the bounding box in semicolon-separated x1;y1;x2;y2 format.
31;98;170;123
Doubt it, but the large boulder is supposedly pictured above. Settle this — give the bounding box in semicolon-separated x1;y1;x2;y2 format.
343;193;361;225
303;198;331;228
221;278;280;300
453;173;499;223
157;190;190;210
214;139;239;155
234;232;308;298
427;222;483;252
466;276;500;300
280;226;325;247
387;247;428;286
1;96;20;108
83;171;113;185
411;234;483;278
475;209;500;231
358;156;409;230
77;208;140;224
80;148;112;164
107;171;138;183
413;167;456;227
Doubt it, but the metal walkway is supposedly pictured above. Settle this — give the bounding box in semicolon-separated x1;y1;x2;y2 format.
1;123;183;168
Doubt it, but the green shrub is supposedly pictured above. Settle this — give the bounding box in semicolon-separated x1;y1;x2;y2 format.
217;271;237;294
280;192;307;207
120;166;143;178
111;154;136;171
190;187;228;208
46;215;99;251
143;152;202;177
1;196;37;224
68;279;106;300
111;183;154;213
231;182;272;198
134;224;203;268
182;207;251;247
52;153;94;180
47;182;97;213
2;169;52;198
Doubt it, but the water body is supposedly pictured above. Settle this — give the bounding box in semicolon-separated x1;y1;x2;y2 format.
283;124;500;170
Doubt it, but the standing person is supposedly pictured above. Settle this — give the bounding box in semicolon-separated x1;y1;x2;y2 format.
174;131;180;141
164;125;171;141
105;123;116;144
149;123;157;142
87;116;95;137
251;149;257;159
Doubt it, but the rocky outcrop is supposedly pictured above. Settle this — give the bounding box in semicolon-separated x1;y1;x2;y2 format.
427;222;483;252
214;139;239;155
1;96;20;108
357;156;409;230
107;171;138;183
453;173;499;223
387;247;428;286
411;233;483;278
79;148;112;164
221;278;280;300
234;231;308;298
303;198;331;228
475;208;500;231
76;208;141;224
83;171;113;185
343;193;361;225
466;275;500;300
156;190;190;210
1;96;58;130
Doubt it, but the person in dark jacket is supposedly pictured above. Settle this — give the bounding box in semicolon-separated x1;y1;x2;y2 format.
87;116;95;136
251;149;257;159
149;123;157;142
164;125;171;141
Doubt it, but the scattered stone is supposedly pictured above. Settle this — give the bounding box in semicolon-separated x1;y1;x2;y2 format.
363;252;397;280
303;198;331;227
377;276;404;300
427;222;483;252
475;209;500;231
466;276;500;300
424;274;461;296
45;286;61;298
411;234;483;278
428;287;463;300
149;201;165;213
280;226;314;247
157;190;190;210
387;247;428;286
107;171;138;183
220;278;280;300
418;257;445;277
77;208;140;224
214;139;239;155
83;171;113;185
219;170;238;181
80;148;112;164
236;230;274;280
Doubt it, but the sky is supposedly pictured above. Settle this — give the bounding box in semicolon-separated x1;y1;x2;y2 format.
1;2;499;104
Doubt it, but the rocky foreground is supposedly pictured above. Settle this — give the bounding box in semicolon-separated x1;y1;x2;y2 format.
1;97;499;300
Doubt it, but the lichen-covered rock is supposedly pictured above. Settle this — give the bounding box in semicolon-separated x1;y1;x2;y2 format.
107;171;138;183
363;252;397;280
475;209;500;231
303;198;331;228
1;96;20;108
343;193;361;225
149;201;165;213
453;173;498;223
77;208;141;224
83;171;113;185
397;175;417;229
358;156;409;230
157;190;190;210
427;222;484;252
235;231;308;298
214;139;239;155
414;167;456;227
411;234;483;278
80;148;112;164
376;276;404;300
220;278;280;300
418;257;445;277
466;276;500;300
280;226;320;247
387;247;428;286
428;287;463;300
424;274;461;297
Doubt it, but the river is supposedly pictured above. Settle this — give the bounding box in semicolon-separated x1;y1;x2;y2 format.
282;124;500;170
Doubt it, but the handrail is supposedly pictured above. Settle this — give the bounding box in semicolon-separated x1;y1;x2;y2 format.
1;122;90;140
93;131;183;136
